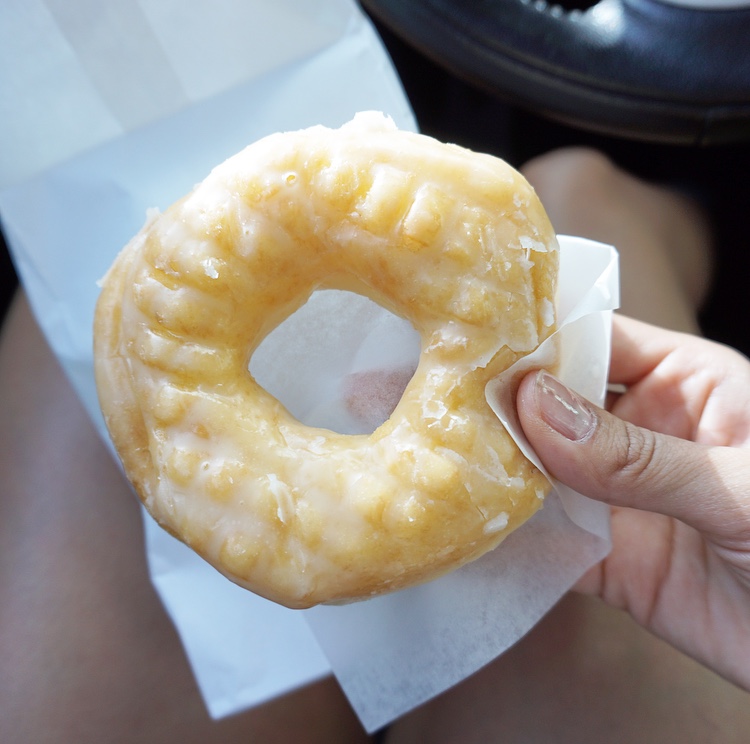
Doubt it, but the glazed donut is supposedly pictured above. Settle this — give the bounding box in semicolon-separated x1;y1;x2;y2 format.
94;112;558;609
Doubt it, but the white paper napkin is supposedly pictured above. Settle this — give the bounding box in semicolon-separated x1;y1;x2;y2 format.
146;236;618;732
0;0;414;720
296;237;619;730
0;0;619;732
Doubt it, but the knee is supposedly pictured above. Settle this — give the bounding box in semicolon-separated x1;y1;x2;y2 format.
521;147;619;200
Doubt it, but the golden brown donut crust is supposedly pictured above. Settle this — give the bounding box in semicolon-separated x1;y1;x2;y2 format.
94;113;558;609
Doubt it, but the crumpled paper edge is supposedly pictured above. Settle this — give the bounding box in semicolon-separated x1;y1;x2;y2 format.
0;2;419;723
302;236;619;732
0;2;619;719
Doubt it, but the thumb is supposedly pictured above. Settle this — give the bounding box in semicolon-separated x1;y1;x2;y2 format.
516;370;748;540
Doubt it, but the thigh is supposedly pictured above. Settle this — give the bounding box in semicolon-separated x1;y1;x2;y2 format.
386;592;750;744
521;147;713;334
0;292;369;744
387;150;749;742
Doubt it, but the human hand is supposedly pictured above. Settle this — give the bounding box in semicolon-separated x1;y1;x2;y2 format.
516;315;750;691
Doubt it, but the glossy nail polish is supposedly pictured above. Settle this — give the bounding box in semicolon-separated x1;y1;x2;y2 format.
536;370;595;442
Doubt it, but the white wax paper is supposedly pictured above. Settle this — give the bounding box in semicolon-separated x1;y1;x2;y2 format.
0;0;619;733
0;0;411;720
151;237;618;732
292;236;618;731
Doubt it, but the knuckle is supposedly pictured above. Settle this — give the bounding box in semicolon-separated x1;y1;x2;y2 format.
610;423;661;489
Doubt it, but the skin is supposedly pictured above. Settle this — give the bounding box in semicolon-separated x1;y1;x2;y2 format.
517;315;750;692
521;147;713;333
2;147;748;742
383;149;750;744
0;292;371;744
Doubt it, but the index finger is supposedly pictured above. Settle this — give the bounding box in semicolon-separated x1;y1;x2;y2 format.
609;314;695;386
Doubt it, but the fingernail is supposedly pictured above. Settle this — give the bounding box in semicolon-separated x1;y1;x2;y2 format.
536;370;596;442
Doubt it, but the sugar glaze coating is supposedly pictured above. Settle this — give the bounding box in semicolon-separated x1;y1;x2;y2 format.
94;113;558;608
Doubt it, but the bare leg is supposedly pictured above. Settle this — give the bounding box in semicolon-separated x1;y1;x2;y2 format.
386;149;750;743
387;594;750;744
0;292;370;744
521;147;714;334
4;150;743;744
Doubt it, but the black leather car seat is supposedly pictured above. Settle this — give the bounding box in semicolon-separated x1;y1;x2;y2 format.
361;0;750;145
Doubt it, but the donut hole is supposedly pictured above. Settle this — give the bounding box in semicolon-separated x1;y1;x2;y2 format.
250;289;421;435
